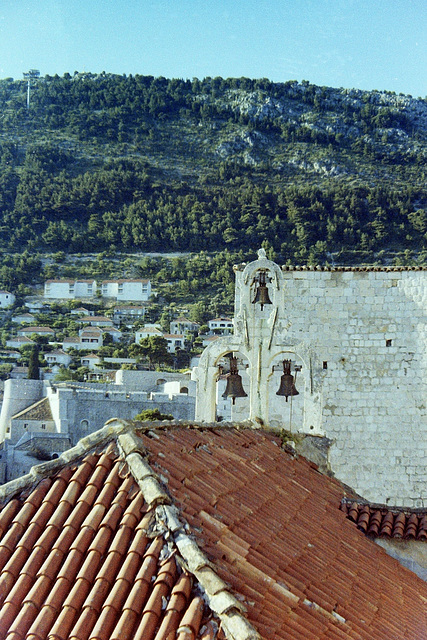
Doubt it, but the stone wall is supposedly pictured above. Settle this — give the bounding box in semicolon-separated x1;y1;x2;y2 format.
54;386;195;445
196;259;426;508
275;267;426;507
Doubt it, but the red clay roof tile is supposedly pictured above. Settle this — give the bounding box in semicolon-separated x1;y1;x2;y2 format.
0;424;426;640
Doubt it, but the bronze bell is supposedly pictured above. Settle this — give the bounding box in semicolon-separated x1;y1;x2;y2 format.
252;271;272;310
222;356;247;405
276;359;299;402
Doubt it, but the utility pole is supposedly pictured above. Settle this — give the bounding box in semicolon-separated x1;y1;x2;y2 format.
23;69;40;109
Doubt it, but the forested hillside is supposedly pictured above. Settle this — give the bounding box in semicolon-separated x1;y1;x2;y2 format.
0;72;426;264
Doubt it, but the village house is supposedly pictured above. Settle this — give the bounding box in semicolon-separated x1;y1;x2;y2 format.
24;300;50;314
70;307;93;316
101;278;152;301
113;305;146;324
105;327;123;343
63;327;104;351
5;336;35;349
78;315;114;328
44;279;97;299
80;353;101;370
170;316;200;335
11;312;36;324
44;350;72;367
0;349;21;363
9;397;56;444
0;291;15;309
134;326;163;343
208;316;234;334
163;333;185;354
17;326;55;339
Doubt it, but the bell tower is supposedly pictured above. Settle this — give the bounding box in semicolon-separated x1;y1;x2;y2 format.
194;249;322;431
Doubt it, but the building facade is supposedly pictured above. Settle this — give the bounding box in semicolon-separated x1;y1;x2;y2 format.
195;249;427;507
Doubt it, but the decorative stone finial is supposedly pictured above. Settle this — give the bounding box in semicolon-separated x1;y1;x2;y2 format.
257;248;267;260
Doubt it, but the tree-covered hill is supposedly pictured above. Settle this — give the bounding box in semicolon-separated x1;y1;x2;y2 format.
0;72;426;264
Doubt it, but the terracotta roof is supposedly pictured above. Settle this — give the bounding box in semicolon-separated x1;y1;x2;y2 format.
45;279;96;284
280;265;427;272
19;326;55;334
12;397;54;422
102;279;150;284
235;264;427;273
0;422;426;640
340;500;427;541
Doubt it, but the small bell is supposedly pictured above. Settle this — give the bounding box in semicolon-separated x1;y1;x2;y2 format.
222;356;248;405
252;271;272;310
276;359;299;402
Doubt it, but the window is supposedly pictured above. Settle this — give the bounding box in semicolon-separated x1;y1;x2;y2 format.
41;423;46;430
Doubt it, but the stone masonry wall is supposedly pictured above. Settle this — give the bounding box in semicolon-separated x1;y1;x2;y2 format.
279;267;426;507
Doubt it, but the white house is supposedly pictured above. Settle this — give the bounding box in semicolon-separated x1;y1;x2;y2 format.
101;279;151;302
79;316;114;328
163;334;185;354
44;279;97;299
80;353;101;370
79;327;103;349
63;328;103;351
25;301;49;314
5;336;35;349
17;326;55;338
70;307;92;316
44;350;72;367
104;327;122;344
208;317;234;334
170;317;200;335
0;349;21;362
135;326;163;343
11;313;36;324
0;291;15;309
113;305;146;324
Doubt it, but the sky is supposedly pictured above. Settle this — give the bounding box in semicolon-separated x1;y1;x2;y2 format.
0;0;426;97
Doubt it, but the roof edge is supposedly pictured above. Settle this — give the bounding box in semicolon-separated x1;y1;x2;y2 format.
117;429;262;640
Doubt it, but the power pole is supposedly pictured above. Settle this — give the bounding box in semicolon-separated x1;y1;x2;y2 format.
23;69;40;109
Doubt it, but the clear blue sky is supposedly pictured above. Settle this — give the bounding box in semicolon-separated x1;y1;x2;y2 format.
0;0;426;97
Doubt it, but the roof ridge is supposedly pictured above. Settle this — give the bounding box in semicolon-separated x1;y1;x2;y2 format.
117;429;261;639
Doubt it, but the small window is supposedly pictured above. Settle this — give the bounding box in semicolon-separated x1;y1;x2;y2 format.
24;423;28;429
323;361;328;370
41;423;46;430
386;339;392;347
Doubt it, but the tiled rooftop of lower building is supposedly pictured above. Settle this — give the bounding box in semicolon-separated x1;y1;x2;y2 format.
0;421;426;640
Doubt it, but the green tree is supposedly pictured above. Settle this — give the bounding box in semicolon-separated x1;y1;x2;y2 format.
133;408;174;421
27;346;40;380
138;335;172;368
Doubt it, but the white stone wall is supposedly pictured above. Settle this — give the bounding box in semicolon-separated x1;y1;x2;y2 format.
277;267;426;508
195;258;426;508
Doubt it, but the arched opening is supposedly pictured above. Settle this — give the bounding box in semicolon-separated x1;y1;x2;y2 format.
267;352;305;432
215;351;250;422
180;386;188;394
80;419;90;435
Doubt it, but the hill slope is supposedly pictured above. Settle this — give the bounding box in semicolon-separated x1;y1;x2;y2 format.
0;73;426;264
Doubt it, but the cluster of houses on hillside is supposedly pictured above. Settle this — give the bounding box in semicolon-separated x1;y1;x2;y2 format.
0;278;234;381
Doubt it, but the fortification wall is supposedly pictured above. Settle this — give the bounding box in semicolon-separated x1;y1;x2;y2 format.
56;387;195;445
0;379;45;443
277;267;426;507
